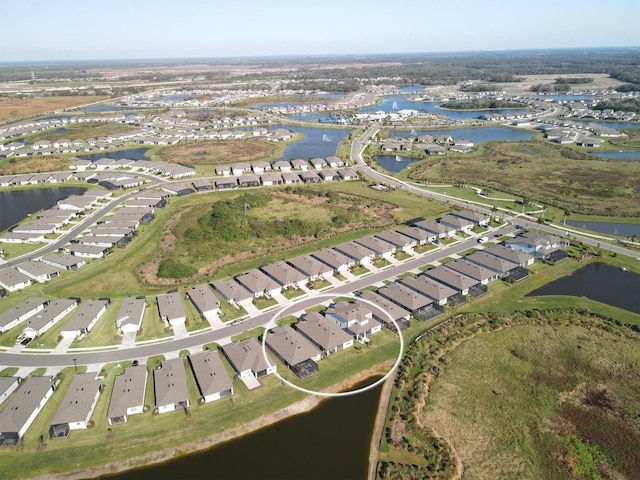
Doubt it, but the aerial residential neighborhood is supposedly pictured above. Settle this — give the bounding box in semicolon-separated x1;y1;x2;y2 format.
0;5;638;478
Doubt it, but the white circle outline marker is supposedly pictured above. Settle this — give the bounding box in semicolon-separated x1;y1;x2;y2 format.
261;292;404;397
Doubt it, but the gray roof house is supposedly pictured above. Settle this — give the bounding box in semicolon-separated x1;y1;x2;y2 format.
324;301;383;341
156;291;187;328
235;269;281;298
23;298;78;338
0;376;56;446
358;290;411;331
266;325;321;379
49;373;102;439
505;232;569;259
0;297;49;333
422;265;479;296
399;275;457;306
311;248;353;273
107;365;148;425
40;253;87;271
154;357;190;414
287;255;332;280
60;299;110;338
438;214;474;233
450;208;490;226
296;312;354;355
222;337;276;380
463;250;520;277
333;241;376;265
374;230;415;251
444;258;499;284
354;235;396;258
260;262;307;289
0;269;32;292
212;279;253;306
16;261;60;283
188;350;234;403
0;377;20;407
376;282;433;312
484;244;535;267
186;284;220;317
395;226;434;244
411;219;448;238
115;296;146;334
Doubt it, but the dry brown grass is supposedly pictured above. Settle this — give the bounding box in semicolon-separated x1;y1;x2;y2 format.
155;140;278;165
0;96;110;121
0;156;70;174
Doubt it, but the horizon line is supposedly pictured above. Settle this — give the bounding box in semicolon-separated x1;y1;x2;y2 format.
1;46;639;66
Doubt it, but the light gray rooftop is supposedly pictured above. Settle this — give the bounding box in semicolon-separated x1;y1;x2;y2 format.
156;291;186;322
212;279;253;303
186;284;219;314
296;312;353;351
0;297;49;330
189;350;233;397
50;373;101;426
222;337;273;376
154;357;189;408
260;262;306;286
423;265;478;291
0;376;55;434
266;324;321;366
61;299;109;333
25;298;77;333
115;297;146;329
107;365;148;420
377;282;433;311
235;269;279;294
399;275;457;302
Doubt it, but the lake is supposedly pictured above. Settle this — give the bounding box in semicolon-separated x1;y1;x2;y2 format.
276;126;351;160
360;95;530;120
102;376;383;480
388;127;532;143
564;220;640;237
79;148;151;162
594;151;640;160
375;155;422;173
0;186;87;232
526;262;640;314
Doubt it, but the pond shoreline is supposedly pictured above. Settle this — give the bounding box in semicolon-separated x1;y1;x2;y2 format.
31;362;394;480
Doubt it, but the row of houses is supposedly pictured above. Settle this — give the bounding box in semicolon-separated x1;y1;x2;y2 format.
0;192;165;294
215;156;345;177
209;209;492;308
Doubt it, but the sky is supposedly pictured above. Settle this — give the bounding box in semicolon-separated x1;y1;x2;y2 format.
1;0;639;62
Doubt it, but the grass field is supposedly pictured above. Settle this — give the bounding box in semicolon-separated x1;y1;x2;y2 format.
408;140;640;216
153;138;282;166
422;322;640;480
0;96;110;121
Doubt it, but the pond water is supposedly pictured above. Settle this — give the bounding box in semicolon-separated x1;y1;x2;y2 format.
78;148;151;162
79;105;146;113
276;126;351;160
388;127;532;143
0;186;87;232
102;376;383;480
594;151;640;160
360;95;530;120
526;262;640;314
375;155;422;173
564;220;640;237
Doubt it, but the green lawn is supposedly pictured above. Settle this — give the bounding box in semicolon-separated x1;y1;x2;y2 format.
252;296;278;311
393;250;413;261
281;287;306;300
413;243;438;254
349;264;371;276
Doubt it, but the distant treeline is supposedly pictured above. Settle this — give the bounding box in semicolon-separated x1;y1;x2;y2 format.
440;99;527;110
554;77;594;84
593;98;640;114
